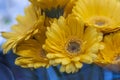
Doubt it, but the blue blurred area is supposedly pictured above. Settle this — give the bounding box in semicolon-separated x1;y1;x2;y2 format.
0;0;120;80
0;50;50;80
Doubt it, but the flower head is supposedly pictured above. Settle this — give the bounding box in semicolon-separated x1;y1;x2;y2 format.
30;0;78;18
73;0;120;33
15;28;49;68
2;5;45;53
29;0;69;10
43;14;103;73
95;31;120;72
30;0;69;18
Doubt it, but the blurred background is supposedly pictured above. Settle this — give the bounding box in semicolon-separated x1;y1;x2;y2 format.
0;0;29;46
0;0;120;80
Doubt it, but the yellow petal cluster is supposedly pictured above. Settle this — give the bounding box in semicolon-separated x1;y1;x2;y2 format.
43;14;103;73
73;0;120;33
15;28;49;68
30;0;78;19
2;5;45;53
63;0;78;17
29;0;69;10
2;0;120;73
95;31;120;72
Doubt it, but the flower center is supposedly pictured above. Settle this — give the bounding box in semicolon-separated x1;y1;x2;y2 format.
43;7;64;18
66;41;81;54
88;16;112;27
95;20;105;26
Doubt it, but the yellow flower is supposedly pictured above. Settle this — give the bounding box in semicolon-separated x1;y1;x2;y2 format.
29;0;69;10
2;5;45;53
43;14;103;73
95;31;120;72
44;0;78;26
30;0;78;19
73;0;120;33
15;28;49;68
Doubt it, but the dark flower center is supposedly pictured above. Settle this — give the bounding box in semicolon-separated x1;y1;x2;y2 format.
67;41;80;54
43;7;64;18
95;20;105;26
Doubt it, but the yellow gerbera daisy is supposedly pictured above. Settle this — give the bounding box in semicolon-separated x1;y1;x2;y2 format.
95;31;120;72
43;14;103;73
2;5;45;53
43;0;78;26
30;0;78;19
15;28;49;68
73;0;120;33
29;0;68;18
29;0;69;10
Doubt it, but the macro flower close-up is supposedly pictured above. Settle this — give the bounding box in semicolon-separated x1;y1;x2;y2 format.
43;14;103;73
15;27;49;69
30;0;78;19
1;0;120;80
2;5;45;53
73;0;120;33
30;0;69;18
95;31;120;72
29;0;69;10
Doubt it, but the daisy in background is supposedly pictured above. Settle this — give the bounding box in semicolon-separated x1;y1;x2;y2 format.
73;0;120;33
29;0;69;18
15;27;49;69
43;13;103;73
2;5;45;53
29;0;78;26
95;31;120;72
29;0;69;10
29;0;77;17
0;0;29;47
29;0;78;27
